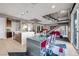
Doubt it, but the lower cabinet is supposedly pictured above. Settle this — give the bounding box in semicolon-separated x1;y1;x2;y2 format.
13;33;21;44
6;32;12;38
27;38;40;56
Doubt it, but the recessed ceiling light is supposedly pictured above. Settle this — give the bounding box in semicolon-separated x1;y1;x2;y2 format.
21;12;25;15
52;5;56;9
60;10;67;14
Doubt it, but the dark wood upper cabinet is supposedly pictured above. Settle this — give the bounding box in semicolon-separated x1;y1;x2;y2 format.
6;18;12;38
6;18;12;27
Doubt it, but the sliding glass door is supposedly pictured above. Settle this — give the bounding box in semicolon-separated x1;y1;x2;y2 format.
71;9;79;49
73;11;78;47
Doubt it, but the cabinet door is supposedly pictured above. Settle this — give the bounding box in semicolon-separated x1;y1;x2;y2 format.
6;32;12;38
6;18;12;27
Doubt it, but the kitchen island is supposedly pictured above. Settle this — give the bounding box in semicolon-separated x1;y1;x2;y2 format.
13;31;35;45
27;38;40;56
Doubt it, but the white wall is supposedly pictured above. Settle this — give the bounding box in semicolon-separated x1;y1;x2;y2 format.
0;17;6;39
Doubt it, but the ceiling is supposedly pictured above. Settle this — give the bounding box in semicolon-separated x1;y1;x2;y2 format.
0;3;73;24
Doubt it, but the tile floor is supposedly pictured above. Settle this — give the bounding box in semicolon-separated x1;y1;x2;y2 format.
0;38;78;56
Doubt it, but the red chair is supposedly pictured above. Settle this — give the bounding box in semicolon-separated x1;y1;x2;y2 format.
41;40;47;48
55;31;61;36
49;31;55;35
59;48;63;53
49;31;61;37
40;40;47;56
